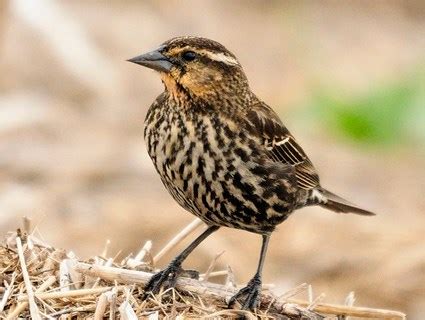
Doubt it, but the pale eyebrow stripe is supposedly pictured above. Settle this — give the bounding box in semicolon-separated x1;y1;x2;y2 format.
167;47;239;66
199;50;239;66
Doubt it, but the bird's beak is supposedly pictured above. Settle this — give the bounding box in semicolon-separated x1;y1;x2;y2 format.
127;48;173;73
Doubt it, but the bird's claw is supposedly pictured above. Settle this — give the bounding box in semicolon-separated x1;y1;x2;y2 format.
228;276;262;310
142;262;182;300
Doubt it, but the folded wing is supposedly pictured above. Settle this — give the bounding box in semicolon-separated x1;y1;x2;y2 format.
246;102;320;190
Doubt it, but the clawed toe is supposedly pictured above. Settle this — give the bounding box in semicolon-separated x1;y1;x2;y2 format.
142;263;182;300
228;276;262;310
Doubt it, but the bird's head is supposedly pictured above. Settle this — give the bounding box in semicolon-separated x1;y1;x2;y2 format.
128;37;249;102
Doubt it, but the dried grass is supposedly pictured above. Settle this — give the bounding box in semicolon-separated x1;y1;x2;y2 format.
0;218;406;319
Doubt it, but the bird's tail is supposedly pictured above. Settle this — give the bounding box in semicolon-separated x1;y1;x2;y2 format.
310;188;375;216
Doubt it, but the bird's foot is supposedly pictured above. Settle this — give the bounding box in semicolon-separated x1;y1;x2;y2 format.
142;261;182;300
228;275;262;310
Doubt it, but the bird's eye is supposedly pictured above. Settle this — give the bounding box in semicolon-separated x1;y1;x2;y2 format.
182;51;197;62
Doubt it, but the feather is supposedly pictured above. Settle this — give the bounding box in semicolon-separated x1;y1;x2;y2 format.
246;102;320;190
317;189;375;216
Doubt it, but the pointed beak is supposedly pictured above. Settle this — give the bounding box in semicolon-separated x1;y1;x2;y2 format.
127;47;173;73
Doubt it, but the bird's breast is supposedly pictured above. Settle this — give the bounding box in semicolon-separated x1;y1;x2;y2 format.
145;109;227;191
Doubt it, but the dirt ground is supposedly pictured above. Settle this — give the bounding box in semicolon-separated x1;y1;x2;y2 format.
1;1;424;317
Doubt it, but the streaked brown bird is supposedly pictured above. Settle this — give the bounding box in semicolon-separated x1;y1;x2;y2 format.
128;36;374;310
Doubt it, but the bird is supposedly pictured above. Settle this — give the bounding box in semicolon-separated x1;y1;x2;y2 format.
128;36;375;310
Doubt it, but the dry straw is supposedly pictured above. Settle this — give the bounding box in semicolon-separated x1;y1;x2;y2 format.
0;217;406;319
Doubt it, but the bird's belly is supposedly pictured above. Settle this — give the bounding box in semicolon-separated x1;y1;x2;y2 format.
144;114;298;233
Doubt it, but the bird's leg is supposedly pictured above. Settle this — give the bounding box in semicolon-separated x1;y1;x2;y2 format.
143;225;219;299
228;234;270;310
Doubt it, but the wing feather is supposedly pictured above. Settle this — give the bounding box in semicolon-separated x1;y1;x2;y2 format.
246;102;320;190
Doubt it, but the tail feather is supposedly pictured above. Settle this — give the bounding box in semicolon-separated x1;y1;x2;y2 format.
313;188;375;216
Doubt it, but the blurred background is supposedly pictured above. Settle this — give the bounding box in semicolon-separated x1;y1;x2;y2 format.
1;0;424;317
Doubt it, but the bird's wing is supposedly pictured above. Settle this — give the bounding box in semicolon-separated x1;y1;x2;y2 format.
246;102;320;190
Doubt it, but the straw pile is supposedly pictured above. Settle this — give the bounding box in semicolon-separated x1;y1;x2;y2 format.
0;218;406;319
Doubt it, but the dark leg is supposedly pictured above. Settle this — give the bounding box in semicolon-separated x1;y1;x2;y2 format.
228;234;270;310
143;225;219;299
